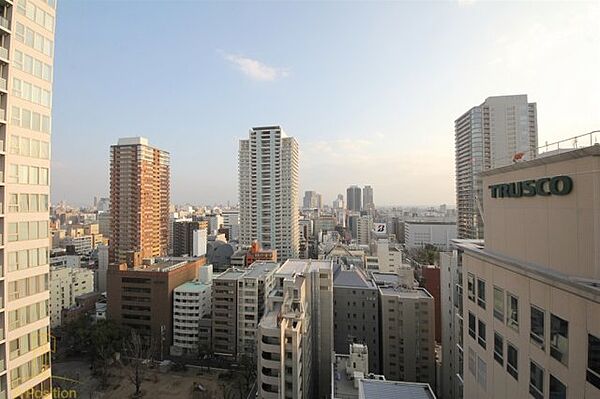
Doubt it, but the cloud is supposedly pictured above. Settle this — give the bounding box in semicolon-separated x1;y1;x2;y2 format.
457;0;477;7
221;52;289;81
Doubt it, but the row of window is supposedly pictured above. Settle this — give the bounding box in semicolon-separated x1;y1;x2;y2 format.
14;22;54;57
9;135;51;159
7;221;50;242
7;164;50;185
13;78;52;108
467;274;519;329
16;0;55;33
9;326;49;360
13;49;53;82
8;193;50;213
8;300;49;331
8;274;48;302
10;352;50;389
11;106;52;134
8;247;49;273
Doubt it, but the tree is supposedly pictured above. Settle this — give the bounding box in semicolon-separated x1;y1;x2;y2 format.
197;342;214;372
238;353;257;396
122;330;155;398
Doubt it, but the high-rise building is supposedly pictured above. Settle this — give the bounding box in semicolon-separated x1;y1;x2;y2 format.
455;95;537;239
356;214;373;245
172;219;208;257
363;185;374;211
109;137;170;265
302;190;322;209
257;259;334;399
347;185;362;212
239;126;299;260
3;1;57;396
457;145;600;399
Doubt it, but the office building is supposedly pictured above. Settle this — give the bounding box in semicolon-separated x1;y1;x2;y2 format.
375;239;403;273
171;265;213;356
347;185;362;212
379;286;436;386
49;266;94;327
303;190;322;209
211;262;278;358
333;266;381;373
257;259;334;399
356;215;373;245
239;126;299;260
109;137;170;265
458;144;600;399
107;257;206;357
455;95;537;239
363;185;374;211
222;210;240;241
2;1;57;396
172;219;208;257
404;220;457;250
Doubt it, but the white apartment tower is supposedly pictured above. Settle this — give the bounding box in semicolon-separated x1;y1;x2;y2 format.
455;95;537;239
239;126;299;260
2;0;56;397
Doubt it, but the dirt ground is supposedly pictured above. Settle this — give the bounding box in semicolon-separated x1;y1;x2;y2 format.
53;360;232;399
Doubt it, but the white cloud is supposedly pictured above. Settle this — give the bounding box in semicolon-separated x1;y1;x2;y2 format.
222;52;289;81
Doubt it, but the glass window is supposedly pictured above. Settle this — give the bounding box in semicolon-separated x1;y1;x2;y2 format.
468;347;476;376
39;247;48;265
20;137;30;156
550;314;568;365
468;312;476;339
587;334;600;389
38;221;48;238
8;164;18;183
18;193;28;212
507;342;518;380
39;168;48;185
477;356;486;389
18;221;28;241
549;375;566;399
29;221;38;240
10;135;20;154
22;109;31;129
493;286;504;321
29;166;38;185
8;252;17;272
478;320;486;349
467;273;475;302
40;141;49;159
28;249;38;267
31;139;40;158
30;194;38;212
494;332;503;365
32;112;41;131
529;361;544;399
531;306;545;349
477;278;486;309
507;293;519;330
18;250;27;270
8;193;18;212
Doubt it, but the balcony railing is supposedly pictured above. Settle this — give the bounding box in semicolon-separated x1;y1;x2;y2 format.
0;16;8;30
0;108;5;121
0;47;7;60
0;78;5;91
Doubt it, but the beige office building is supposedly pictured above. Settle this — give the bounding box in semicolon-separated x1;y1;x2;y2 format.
0;0;57;397
379;286;436;386
257;259;334;399
459;144;600;399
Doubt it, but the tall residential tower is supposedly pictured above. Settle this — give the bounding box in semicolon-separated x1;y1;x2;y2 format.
109;137;170;265
3;0;56;397
239;126;299;260
455;95;537;239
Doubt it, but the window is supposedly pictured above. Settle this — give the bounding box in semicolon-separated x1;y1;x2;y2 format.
476;278;486;308
549;375;566;399
494;333;503;365
507;342;518;380
493;286;504;321
468;312;476;339
477;356;486;390
587;334;600;389
507;292;519;330
478;320;486;349
467;273;475;302
529;361;544;399
530;306;545;349
550;314;568;365
468;347;476;376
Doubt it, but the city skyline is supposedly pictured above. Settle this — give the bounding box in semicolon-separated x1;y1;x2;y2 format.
50;1;600;206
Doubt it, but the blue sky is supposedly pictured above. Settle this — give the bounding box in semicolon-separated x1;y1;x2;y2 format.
51;0;600;207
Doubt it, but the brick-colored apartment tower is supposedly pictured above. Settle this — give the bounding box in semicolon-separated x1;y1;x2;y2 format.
110;137;170;265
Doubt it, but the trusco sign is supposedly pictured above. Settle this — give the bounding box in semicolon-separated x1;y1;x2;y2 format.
489;175;573;198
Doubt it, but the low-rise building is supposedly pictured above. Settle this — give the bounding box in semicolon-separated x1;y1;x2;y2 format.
49;266;95;327
404;221;457;250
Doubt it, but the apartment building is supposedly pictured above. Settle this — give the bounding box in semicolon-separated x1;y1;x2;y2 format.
48;266;94;327
2;0;57;397
109;137;170;265
257;259;334;399
239;126;299;260
459;144;600;399
171;265;213;356
379;286;436;387
455;95;537;239
107;257;206;357
374;239;402;273
356;215;373;245
172;219;208;257
333;265;380;373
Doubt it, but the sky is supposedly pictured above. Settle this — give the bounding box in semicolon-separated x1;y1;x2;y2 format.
51;0;600;207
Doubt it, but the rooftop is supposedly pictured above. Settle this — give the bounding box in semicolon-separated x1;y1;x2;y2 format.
276;259;333;277
175;280;211;293
379;286;432;299
116;137;148;146
359;379;436;399
244;261;279;278
334;267;376;289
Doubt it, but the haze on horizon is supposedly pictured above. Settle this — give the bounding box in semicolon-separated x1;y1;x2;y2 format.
51;1;600;207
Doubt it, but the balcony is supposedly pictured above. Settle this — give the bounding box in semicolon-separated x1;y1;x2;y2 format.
0;16;8;32
0;108;5;121
0;47;7;61
0;78;5;92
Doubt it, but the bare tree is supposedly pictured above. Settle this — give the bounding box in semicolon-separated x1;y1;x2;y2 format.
122;330;154;398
